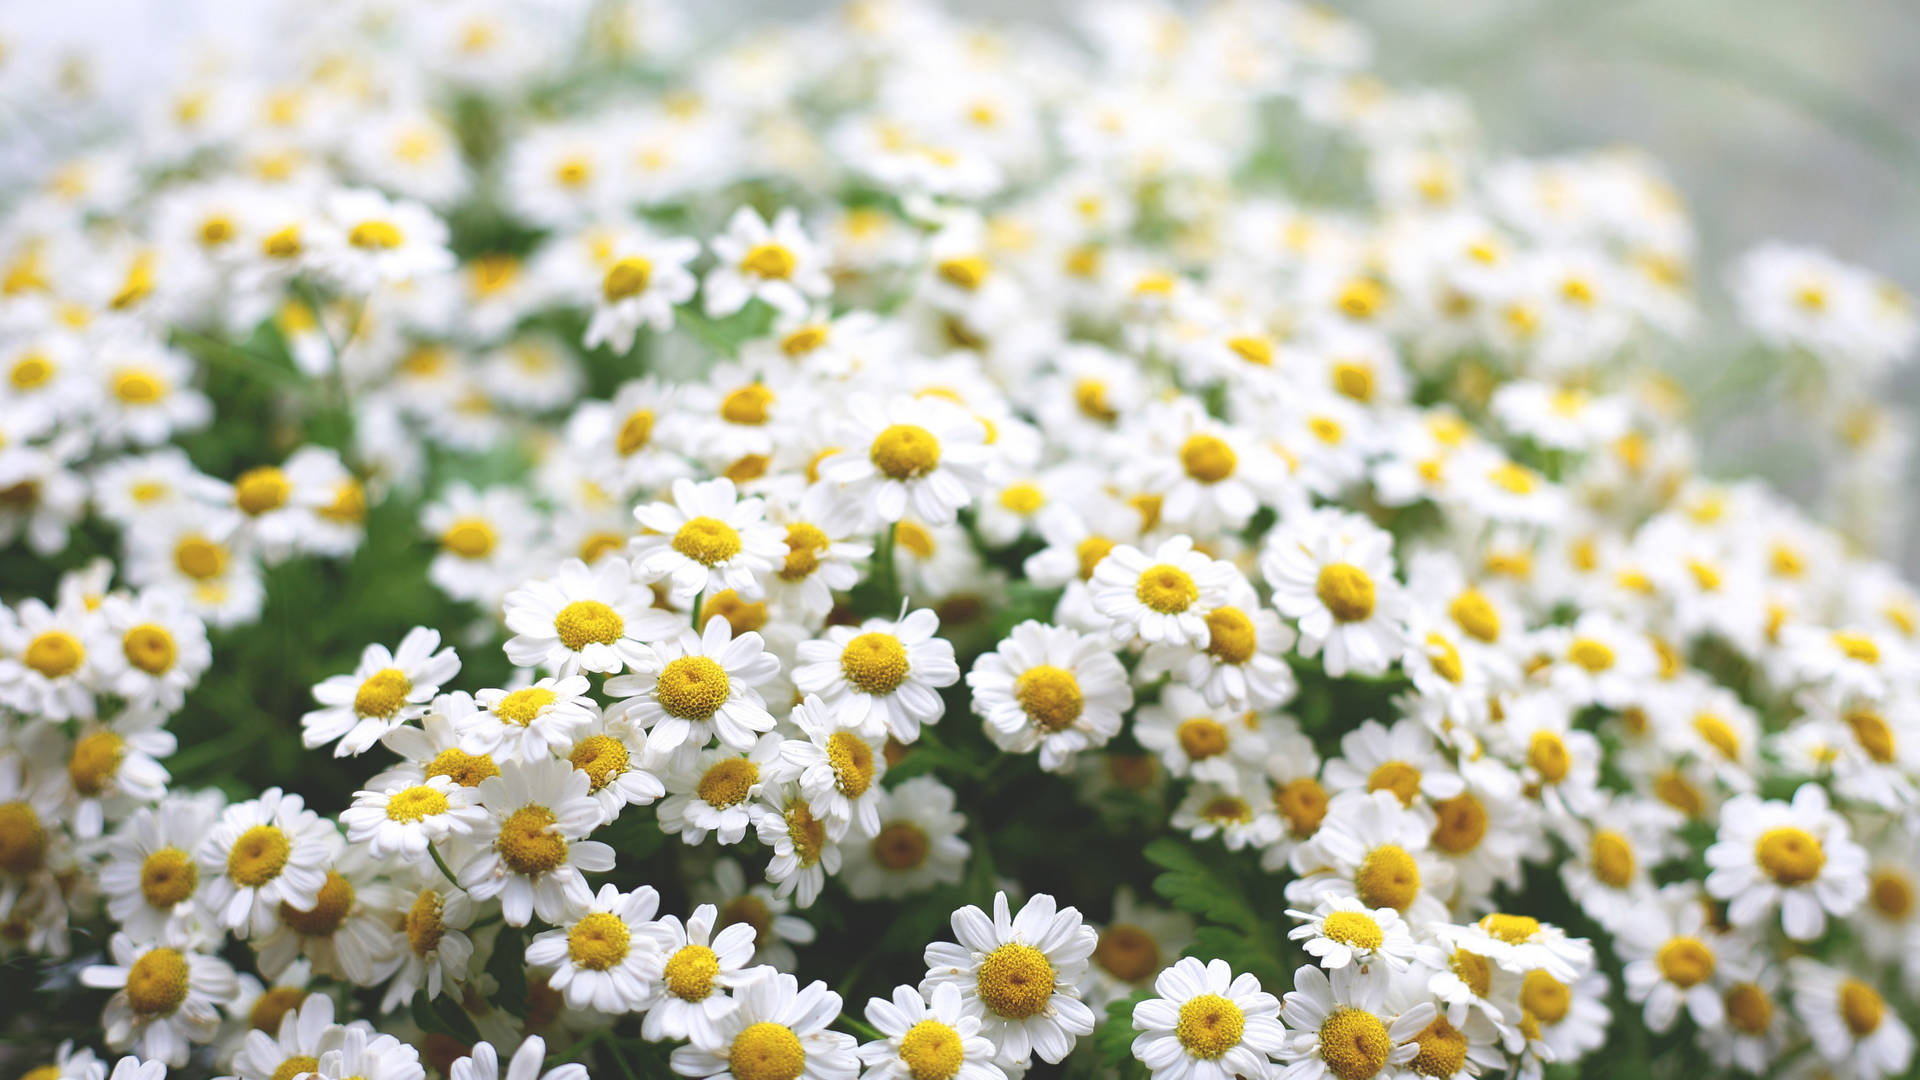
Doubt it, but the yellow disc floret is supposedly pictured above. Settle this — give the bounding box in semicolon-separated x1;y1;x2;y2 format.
841;632;910;696
657;656;731;719
729;1022;806;1080
976;943;1055;1020
227;824;292;887
1135;564;1198;614
1317;1008;1392;1080
1315;564;1376;622
870;424;942;480
125;947;191;1016
1754;826;1825;886
497;805;568;875
568;912;631;971
554;600;624;652
1175;993;1245;1060
1014;665;1083;733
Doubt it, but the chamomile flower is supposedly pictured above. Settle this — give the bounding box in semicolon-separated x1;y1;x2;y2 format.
1322;717;1466;809
339;774;486;859
921;891;1099;1068
1134;686;1268;791
463;676;598;763
1286;896;1419;973
694;858;817;973
1091;535;1239;648
1790;959;1914;1079
631;477;787;606
1277;963;1435;1080
704;207;832;318
967;620;1133;772
251;848;406;986
197;788;336;938
839;775;971;901
97;794;221;941
562;713;666;822
606;616;781;756
225;991;346;1080
88;591;209;714
1704;783;1867;941
582;231;700;353
526;883;662;1013
380;882;476;1014
793;608;960;744
81;930;237;1067
859;982;1005;1080
300;627;461;757
1616;885;1732;1034
450;1037;587;1080
822;393;990;527
669;971;860;1080
0;595;100;721
1286;789;1454;925
772;694;886;838
1264;513;1409;677
503;557;680;675
457;757;614;927
1130;957;1287;1080
753;786;844;908
302;1027;423;1080
634;902;764;1045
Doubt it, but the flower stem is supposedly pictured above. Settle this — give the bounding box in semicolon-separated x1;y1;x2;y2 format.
690;590;704;628
428;842;461;888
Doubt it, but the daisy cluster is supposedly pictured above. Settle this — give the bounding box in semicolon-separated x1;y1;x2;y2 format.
2;2;1919;1080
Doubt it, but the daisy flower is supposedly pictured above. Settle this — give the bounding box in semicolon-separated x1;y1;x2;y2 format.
503;557;681;676
660;736;785;846
1141;588;1298;711
634;902;764;1045
582;230;700;353
80;930;237;1067
97;793;220;940
762;483;872;621
1276;963;1435;1080
1090;535;1239;648
694;858;817;973
562;713;666;822
1134;686;1268;792
1171;783;1286;852
703;206;832;318
772;694;886;838
526;883;663;1013
251;849;407;987
1704;782;1867;941
0;595;100;721
1697;966;1790;1075
300;626;461;757
1285;896;1419;973
196;787;336;938
457;757;614;927
1285;790;1453;925
839;775;972;901
380;881;477;1014
606;617;782;757
753;786;844;908
57;708;177;837
920;891;1099;1068
1322;717;1465;809
1436;914;1592;984
966;620;1133;772
315;188;455;290
793;608;960;744
463;675;598;763
1791;959;1915;1079
339;774;487;859
669;971;860;1080
87;590;211;713
631;477;786;606
859;982;1005;1080
1263;512;1409;678
450;1037;587;1080
1616;885;1731;1034
821;393;991;527
1131;957;1286;1080
303;1027;424;1080
228;992;350;1080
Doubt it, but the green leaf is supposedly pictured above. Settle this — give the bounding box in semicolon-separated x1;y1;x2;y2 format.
1143;837;1291;987
1093;988;1153;1079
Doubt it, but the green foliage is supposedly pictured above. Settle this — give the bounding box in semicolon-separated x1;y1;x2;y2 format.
1143;838;1292;989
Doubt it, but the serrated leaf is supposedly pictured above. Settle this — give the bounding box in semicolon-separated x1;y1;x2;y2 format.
1094;988;1154;1072
1143;837;1291;987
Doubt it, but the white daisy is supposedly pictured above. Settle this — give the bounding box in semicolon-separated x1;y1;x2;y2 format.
503;557;681;675
704;206;832;319
771;693;886;839
1704;782;1867;941
1130;957;1287;1080
1263;511;1409;678
920;891;1099;1068
821;393;991;527
582;231;701;353
561;712;666;823
1277;963;1435;1080
753;785;844;909
793;608;960;744
635;902;764;1045
300;626;461;757
463;675;599;763
859;982;1005;1080
379;881;477;1014
1790;959;1914;1080
606;617;782;757
1285;896;1420;973
693;857;817;973
0;595;100;721
966;620;1133;772
669;971;860;1080
339;774;487;860
97;793;220;941
526;883;662;1013
80;930;237;1067
631;477;787;606
196;787;337;938
1090;535;1238;648
839;775;972;902
457;757;614;927
87;590;210;713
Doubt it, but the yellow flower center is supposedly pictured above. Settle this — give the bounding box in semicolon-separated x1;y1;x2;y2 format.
1692;714;1740;760
125;947;191;1015
427;748;499;787
781;325;828;357
1180;434;1237;483
1014;665;1083;733
554;600;624;651
122;623;177;674
672;517;743;566
227;824;292;886
719;895;773;941
348;220;403;250
785;802;828;866
977;943;1055;1020
1074;378;1118;422
899;1019;965;1080
601;256;653;301
842;632;910;695
262;226;303;259
1654;769;1703;817
1204;607;1257;664
570;735;630;792
1840;980;1884;1036
1075;536;1116;582
1226;336;1273;366
354;667;412;718
1655;937;1715;987
1452;949;1491;997
1136;564;1198;615
270;1057;318;1080
252;987;305;1033
67;731;123;796
1429;793;1487;854
1331;361;1376;403
998;482;1045;514
1832;630;1880;663
721;384;775;425
664;943;720;1000
442;518;496;558
1318;1008;1392;1080
617;409;654;455
701;591;768;634
870;424;942;480
1175;717;1229;761
1408;1015;1467;1078
386;785;450;822
1724;983;1772;1035
24;630;83;679
1521;970;1571;1025
1321;910;1385;950
495;687;557;726
730;1022;806;1080
1480;913;1539;943
740;244;797;280
407;889;446;956
0;802;46;875
1176;993;1246;1060
280;870;355;936
1589;830;1637;887
780;522;830;581
1315;564;1376;622
10;353;53;389
498;805;568;875
872;822;931;870
1566;637;1614;672
936;256;989;290
1754;826;1824;885
1355;844;1420;911
1870;869;1914;919
568;911;631;970
1424;633;1464;683
1093;924;1159;982
1845;707;1897;763
697;758;759;808
234;466;291;515
138;846;197;909
1275;778;1329;836
1528;731;1571;783
658;656;731;719
1367;761;1422;806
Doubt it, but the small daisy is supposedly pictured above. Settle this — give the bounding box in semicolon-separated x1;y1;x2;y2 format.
1084;889;1197;1010
1135;686;1269;792
0;595;100;721
197;787;336;938
669;971;860;1080
635;902;764;1045
967;620;1133;772
88;590;210;713
1277;963;1435;1080
793;608;960;744
1437;914;1592;983
606;617;781;757
315;187;455;290
839;775;972;901
1616;885;1730;1034
300;627;461;757
1322;717;1466;809
631;477;787;606
379;882;476;1014
1142;588;1299;711
463;675;598;763
860;982;1006;1080
251;849;406;987
1704;782;1867;941
1130;957;1287;1080
761;484;873;621
1171;784;1285;852
450;1037;587;1080
772;694;886;838
57;708;177;837
582;231;701;353
503;557;681;675
694;858;817;972
1285;896;1419;973
1263;512;1409;678
1090;535;1239;648
920;891;1099;1068
97;794;220;940
1285;790;1453;925
1790;959;1914;1079
822;393;991;527
225;991;345;1080
303;1027;424;1080
753;786;844;908
562;713;666;822
703;206;832;318
457;757;614;927
339;774;487;859
660;736;785;846
526;883;662;1013
80;930;237;1067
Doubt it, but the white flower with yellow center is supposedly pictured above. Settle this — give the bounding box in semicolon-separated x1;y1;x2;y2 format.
340;774;487;859
1285;790;1454;927
967;620;1133;772
560;713;666;822
301;627;461;757
302;1026;424;1080
1264;512;1408;678
1789;958;1915;1080
752;785;843;909
503;557;681;676
1131;399;1289;533
250;849;408;987
56;709;177;838
761;483;872;621
97;793;220;941
80;930;237;1067
1534;612;1659;709
456;757;614;927
1322;717;1466;810
661;736;785;846
768;694;886;839
421;483;541;606
1704;783;1867;941
1615;885;1729;1035
227;991;350;1080
582;231;700;353
859;982;1005;1080
463;675;598;764
632;477;787;607
694;857;818;973
1143;582;1299;712
1555;793;1678;933
450;1037;586;1080
704;206;832;318
921;891;1099;1068
313;187;453;290
1494;688;1603;818
1091;535;1238;649
0;595;100;722
793;608;959;744
223;446;358;565
93;339;211;449
1779;690;1919;811
839;775;971;902
1276;963;1435;1080
1286;896;1419;973
561;376;694;498
606;616;781;757
378;883;476;1014
87;590;210;714
1171;782;1285;851
1135;686;1268;793
1435;913;1592;985
821;393;990;527
1784;622;1917;705
634;902;765;1045
1130;956;1286;1080
526;883;662;1013
669;970;859;1080
196;787;336;938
